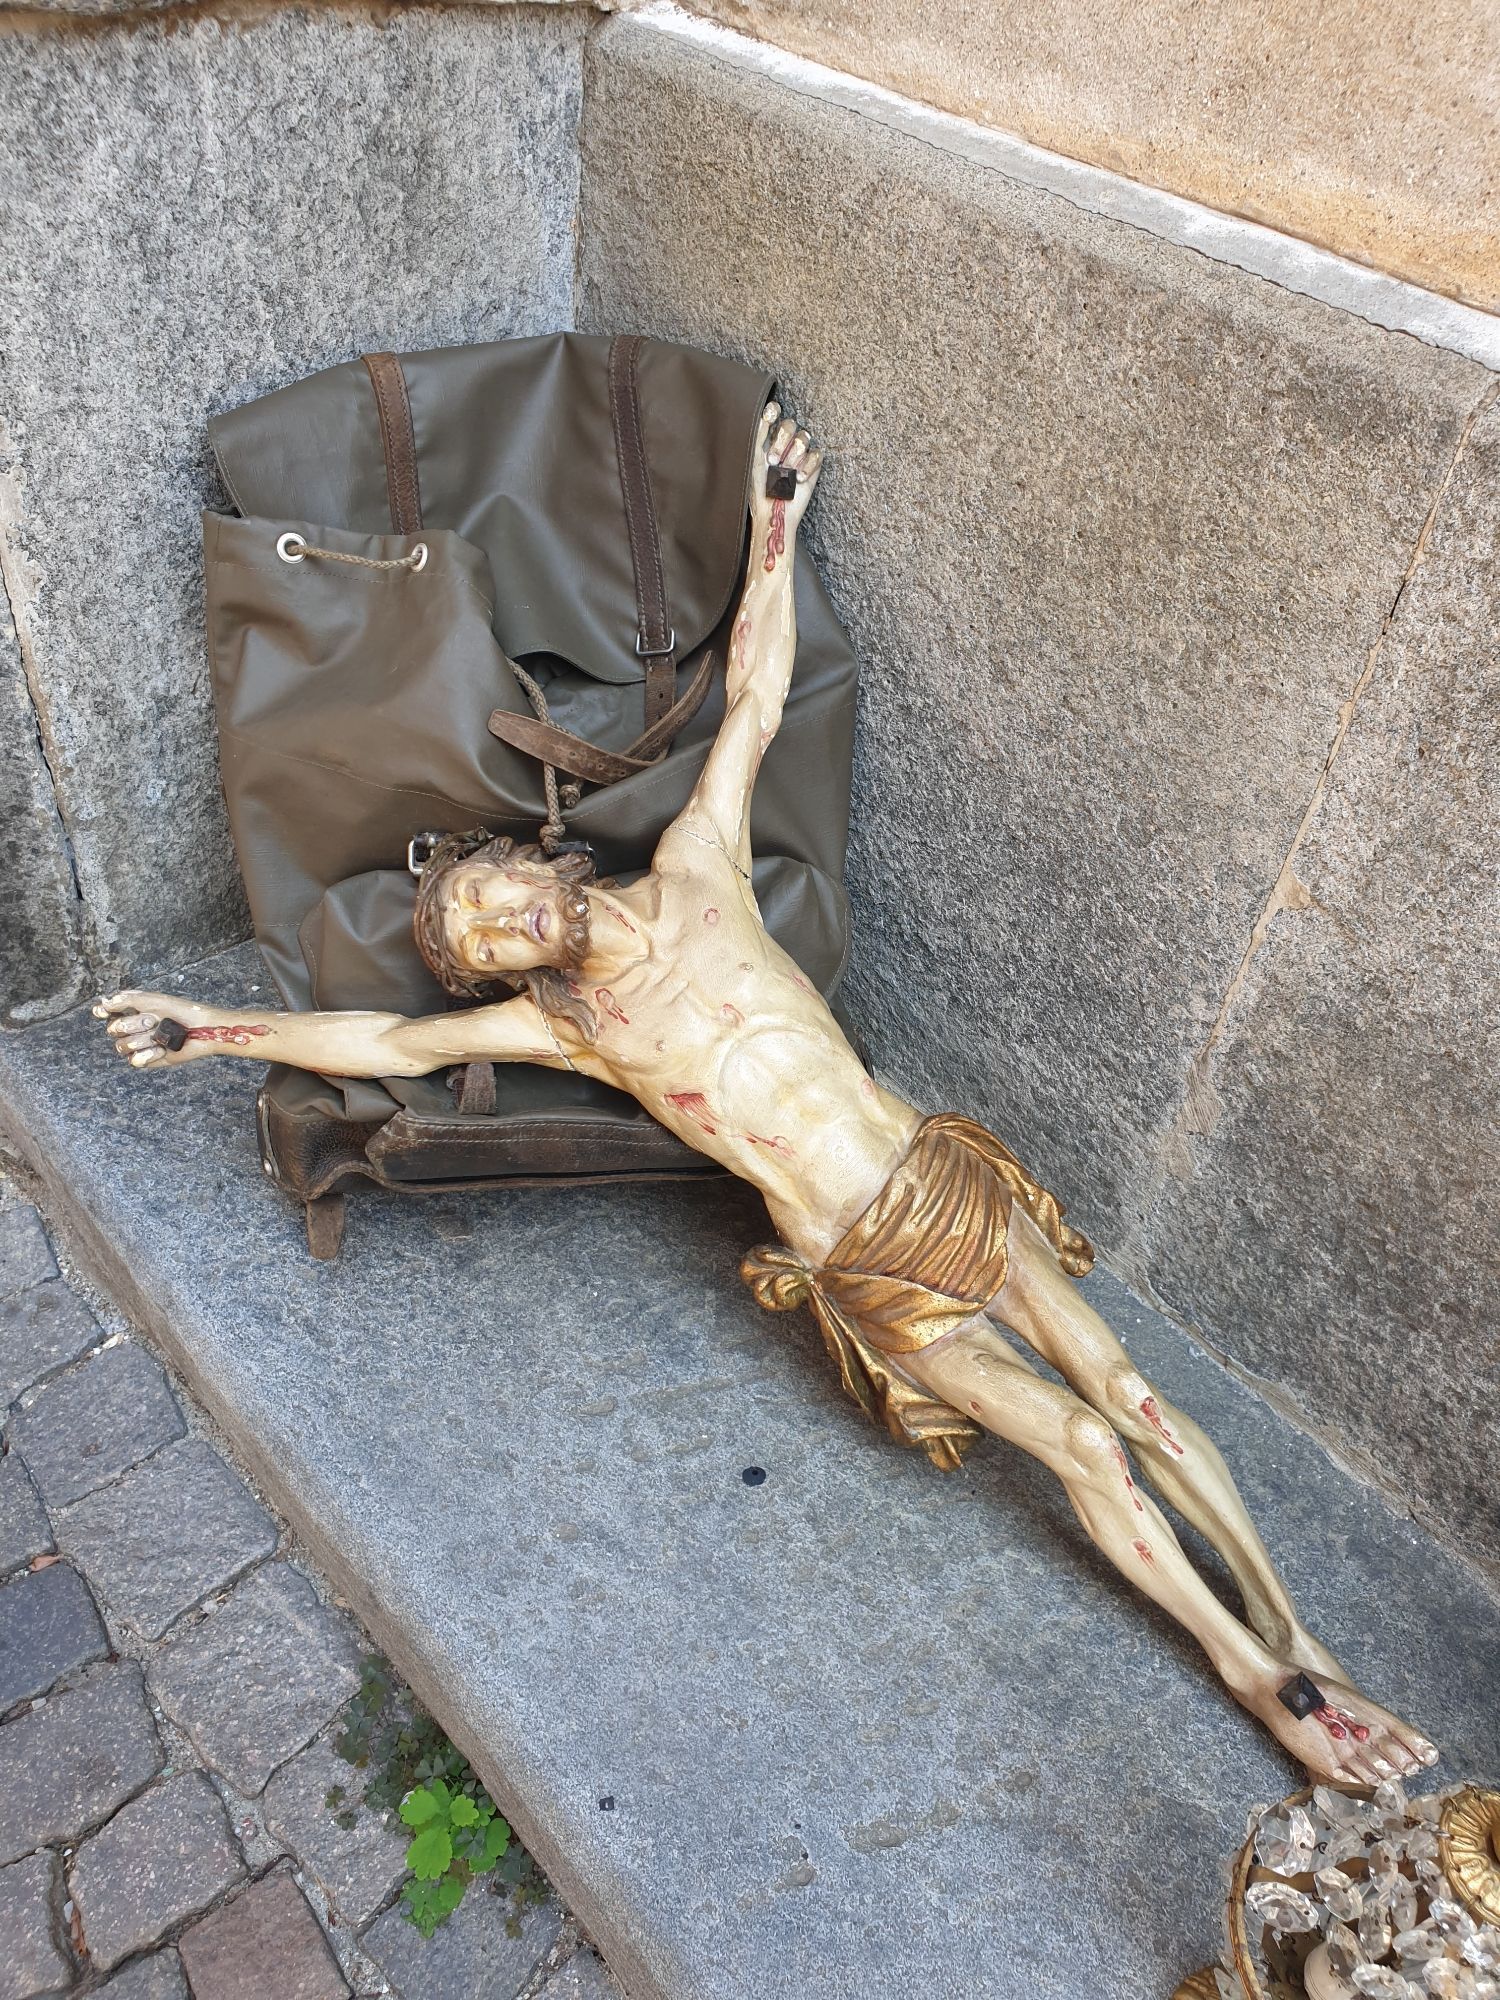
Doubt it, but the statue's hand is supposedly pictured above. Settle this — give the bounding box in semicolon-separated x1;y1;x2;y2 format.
750;402;822;550
93;991;216;1070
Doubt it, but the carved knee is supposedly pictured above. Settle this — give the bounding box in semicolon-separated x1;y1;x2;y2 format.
1063;1409;1125;1485
1104;1366;1188;1460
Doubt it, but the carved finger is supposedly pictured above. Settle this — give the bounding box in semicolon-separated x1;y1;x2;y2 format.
769;417;797;462
796;447;824;486
107;1012;158;1039
760;401;781;436
129;1048;165;1068
782;430;811;469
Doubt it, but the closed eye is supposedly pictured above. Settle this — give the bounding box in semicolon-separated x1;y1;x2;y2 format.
464;878;485;909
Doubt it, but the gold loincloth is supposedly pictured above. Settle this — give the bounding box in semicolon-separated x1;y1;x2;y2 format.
740;1113;1094;1471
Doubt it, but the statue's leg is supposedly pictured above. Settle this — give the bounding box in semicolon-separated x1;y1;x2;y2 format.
979;1210;1438;1775
904;1318;1434;1781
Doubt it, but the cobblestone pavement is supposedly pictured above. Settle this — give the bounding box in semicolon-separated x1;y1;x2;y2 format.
0;1184;622;2000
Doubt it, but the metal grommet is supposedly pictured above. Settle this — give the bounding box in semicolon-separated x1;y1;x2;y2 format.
276;532;306;564
411;543;429;572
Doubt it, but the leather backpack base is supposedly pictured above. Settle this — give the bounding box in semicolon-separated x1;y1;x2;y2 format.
206;334;860;1258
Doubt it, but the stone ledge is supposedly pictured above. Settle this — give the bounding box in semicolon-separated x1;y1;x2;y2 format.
0;952;1497;1999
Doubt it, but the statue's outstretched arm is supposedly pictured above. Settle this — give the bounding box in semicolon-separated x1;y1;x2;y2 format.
93;990;563;1079
663;405;821;876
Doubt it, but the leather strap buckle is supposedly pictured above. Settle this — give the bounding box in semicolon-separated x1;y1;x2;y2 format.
635;628;677;658
407;832;444;877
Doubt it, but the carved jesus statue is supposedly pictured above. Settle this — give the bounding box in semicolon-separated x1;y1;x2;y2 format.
98;404;1437;1786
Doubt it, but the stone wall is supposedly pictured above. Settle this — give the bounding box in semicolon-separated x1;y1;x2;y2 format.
653;0;1500;315
576;12;1500;1570
0;0;585;1018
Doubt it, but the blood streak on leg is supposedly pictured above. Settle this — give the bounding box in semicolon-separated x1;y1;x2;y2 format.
1131;1538;1155;1568
1111;1437;1146;1513
745;1134;795;1159
703;908;720;926
665;1091;717;1136
184;1024;270;1048
594;988;630;1027
720;1003;744;1028
1139;1394;1186;1457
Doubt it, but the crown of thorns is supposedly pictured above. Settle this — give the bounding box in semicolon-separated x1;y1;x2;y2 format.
410;829;596;999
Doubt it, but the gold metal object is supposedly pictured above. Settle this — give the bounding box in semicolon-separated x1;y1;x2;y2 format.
1171;1975;1221;2000
1441;1784;1500;1926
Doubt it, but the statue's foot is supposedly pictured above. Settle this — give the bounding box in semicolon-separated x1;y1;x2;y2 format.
1241;1665;1439;1785
1278;1622;1354;1689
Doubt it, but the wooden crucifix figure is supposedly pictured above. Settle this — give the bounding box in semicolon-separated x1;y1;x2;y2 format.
98;403;1438;1786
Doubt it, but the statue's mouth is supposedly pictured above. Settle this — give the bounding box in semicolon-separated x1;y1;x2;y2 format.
529;903;550;944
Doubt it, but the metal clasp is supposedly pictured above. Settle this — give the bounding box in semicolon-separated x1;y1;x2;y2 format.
407;832;445;877
635;628;677;657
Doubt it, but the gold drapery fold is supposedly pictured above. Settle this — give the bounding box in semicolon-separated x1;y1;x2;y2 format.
741;1113;1093;1471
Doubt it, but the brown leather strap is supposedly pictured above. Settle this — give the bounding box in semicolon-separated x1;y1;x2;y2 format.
487;649;717;784
454;1061;497;1116
362;352;423;534
607;335;677;731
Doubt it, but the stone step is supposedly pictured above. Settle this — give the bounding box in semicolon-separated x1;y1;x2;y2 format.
1;949;1497;2000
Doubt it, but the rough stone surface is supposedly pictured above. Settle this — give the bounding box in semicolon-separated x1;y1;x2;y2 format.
178;1869;348;2000
0;1203;55;1302
577;13;1491;1258
8;1340;183;1509
671;0;1500;312
261;1736;408;1928
1;977;1498;2000
1142;397;1500;1571
0;1561;107;1712
537;1947;625;1999
55;1437;278;1641
150;1563;361;1797
0;1456;53;1577
0;4;584;993
0;1661;163;1867
0;1281;101;1412
0;1850;70;2000
68;1771;244;1974
360;1880;561;2000
95;1952;189;2000
0;590;86;1026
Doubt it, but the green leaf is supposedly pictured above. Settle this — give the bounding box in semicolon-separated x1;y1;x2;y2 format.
481;1817;512;1868
448;1795;479;1828
428;1777;450;1812
406;1825;453;1881
433;1876;466;1916
400;1788;438;1828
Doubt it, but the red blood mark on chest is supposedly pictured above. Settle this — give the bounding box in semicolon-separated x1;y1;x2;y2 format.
763;497;788;572
185;1024;269;1047
594;988;630;1027
720;1002;744;1029
789;970;813;994
1111;1437;1146;1513
665;1090;717;1136
745;1134;795;1160
1139;1395;1185;1457
1131;1537;1155;1568
703;908;720;926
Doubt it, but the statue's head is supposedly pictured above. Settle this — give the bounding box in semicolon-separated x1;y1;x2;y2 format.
412;831;598;1037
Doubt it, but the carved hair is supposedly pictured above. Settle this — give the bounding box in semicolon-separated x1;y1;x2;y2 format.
412;830;598;1041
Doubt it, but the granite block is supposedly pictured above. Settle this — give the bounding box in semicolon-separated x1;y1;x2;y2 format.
0;1204;55;1302
55;1437;278;1641
96;1952;189;2000
360;1880;561;2000
1;975;1498;1999
1142;399;1500;1572
68;1772;244;1974
150;1563;362;1796
0;1661;164;1867
0;1457;53;1578
261;1735;408;1928
0;600;86;1025
9;1340;182;1509
0;1281;101;1411
0;1561;107;1713
575;11;1491;1271
536;1947;625;1999
0;3;584;988
0;1850;70;2000
178;1870;348;2000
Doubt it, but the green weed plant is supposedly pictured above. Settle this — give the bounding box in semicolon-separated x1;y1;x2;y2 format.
331;1656;540;1937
